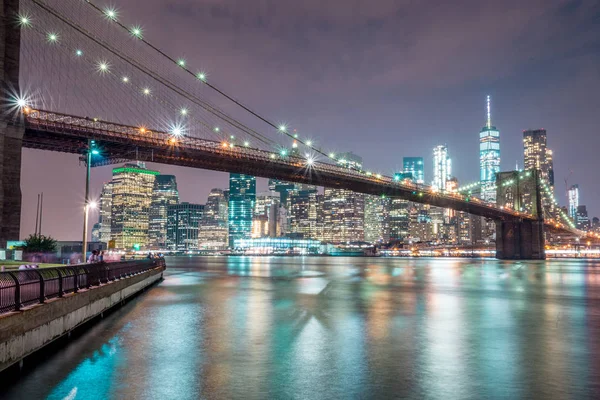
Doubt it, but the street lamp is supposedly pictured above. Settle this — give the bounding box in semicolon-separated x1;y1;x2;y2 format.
82;140;99;258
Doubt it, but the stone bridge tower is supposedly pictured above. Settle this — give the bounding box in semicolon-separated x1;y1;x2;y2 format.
495;170;545;260
0;0;24;247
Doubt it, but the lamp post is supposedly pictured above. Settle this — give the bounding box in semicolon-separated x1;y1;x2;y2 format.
82;140;99;258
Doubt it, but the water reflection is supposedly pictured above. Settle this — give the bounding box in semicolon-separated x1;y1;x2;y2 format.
2;256;600;399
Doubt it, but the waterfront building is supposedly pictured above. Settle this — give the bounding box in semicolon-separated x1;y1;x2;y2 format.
568;185;579;221
198;188;229;250
364;195;390;244
98;182;113;245
232;237;322;255
110;162;158;250
479;96;500;202
432;145;451;191
319;153;365;243
229;174;256;244
289;188;319;239
408;205;433;243
166;202;204;251
388;198;409;242
148;175;179;249
403;157;425;184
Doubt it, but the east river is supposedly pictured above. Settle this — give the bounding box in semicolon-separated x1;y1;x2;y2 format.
2;256;600;399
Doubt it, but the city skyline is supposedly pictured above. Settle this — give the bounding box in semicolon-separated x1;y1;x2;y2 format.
19;0;600;240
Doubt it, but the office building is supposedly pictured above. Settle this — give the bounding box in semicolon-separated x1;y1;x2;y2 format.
268;179;296;209
289;188;319;239
403;157;425;184
479;96;500;202
432;145;451;191
576;205;590;231
98;182;113;245
388;198;409;242
198;189;229;250
523;129;555;215
166;202;204;251
364;195;390;244
229;173;256;244
148;175;179;249
568;185;579;221
110;162;158;250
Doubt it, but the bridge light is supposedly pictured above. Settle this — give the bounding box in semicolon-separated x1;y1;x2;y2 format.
270;154;276;159
294;133;298;139
222;142;228;148
229;143;234;148
143;88;151;95
139;127;147;133
177;59;186;67
131;26;143;38
197;72;206;81
16;98;27;108
104;8;118;20
280;149;287;156
122;76;129;83
75;49;83;57
180;108;188;116
91;149;100;155
97;61;110;73
244;141;249;147
171;126;183;137
18;14;31;27
306;157;314;166
47;32;59;43
230;135;235;140
306;140;312;146
278;125;287;133
169;137;177;144
214;127;220;133
292;141;298;148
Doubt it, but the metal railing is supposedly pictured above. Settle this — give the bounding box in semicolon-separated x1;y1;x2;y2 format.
0;259;165;315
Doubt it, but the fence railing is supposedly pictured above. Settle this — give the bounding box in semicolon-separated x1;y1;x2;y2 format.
0;259;165;315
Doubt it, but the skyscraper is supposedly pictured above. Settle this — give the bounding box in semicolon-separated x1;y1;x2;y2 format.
98;182;113;245
148;175;179;249
432;145;451;191
199;188;229;250
568;185;579;221
229;173;256;245
403;157;425;184
320;153;365;243
110;162;158;250
364;195;390;244
576;205;590;230
289;188;318;239
479;96;500;202
523;129;555;215
166;203;204;251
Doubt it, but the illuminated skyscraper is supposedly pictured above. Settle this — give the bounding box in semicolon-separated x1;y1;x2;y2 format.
149;175;179;249
98;182;113;245
403;157;425;184
110;162;159;250
479;96;500;202
166;203;204;251
199;188;229;250
523;129;555;214
229;173;256;245
568;184;579;221
432;145;451;191
289;188;318;239
364;195;390;244
320;152;364;242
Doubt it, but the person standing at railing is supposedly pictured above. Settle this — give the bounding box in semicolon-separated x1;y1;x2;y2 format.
87;250;99;263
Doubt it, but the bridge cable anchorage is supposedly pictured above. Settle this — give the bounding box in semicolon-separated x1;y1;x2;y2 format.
26;0;280;150
77;0;338;163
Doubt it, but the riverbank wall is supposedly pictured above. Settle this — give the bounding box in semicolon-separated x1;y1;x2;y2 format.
0;263;165;373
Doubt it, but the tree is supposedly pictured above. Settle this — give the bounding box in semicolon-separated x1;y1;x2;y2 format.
23;234;58;253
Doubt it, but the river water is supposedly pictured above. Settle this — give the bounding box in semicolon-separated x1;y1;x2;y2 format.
2;256;600;399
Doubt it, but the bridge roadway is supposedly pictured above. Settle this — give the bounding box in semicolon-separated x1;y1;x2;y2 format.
22;108;543;224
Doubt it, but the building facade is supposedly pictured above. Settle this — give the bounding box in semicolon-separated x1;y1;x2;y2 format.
98;182;113;245
523;129;555;215
364;195;390;244
568;184;579;221
148;175;179;249
229;174;256;245
166;203;204;251
432;145;451;191
403;157;425;184
110;163;158;250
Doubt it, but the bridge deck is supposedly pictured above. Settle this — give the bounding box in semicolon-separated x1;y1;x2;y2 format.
22;109;539;222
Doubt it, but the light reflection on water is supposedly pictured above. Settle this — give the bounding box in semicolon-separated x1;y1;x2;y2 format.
2;256;600;400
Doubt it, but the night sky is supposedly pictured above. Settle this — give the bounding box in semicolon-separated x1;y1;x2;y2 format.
21;0;600;240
